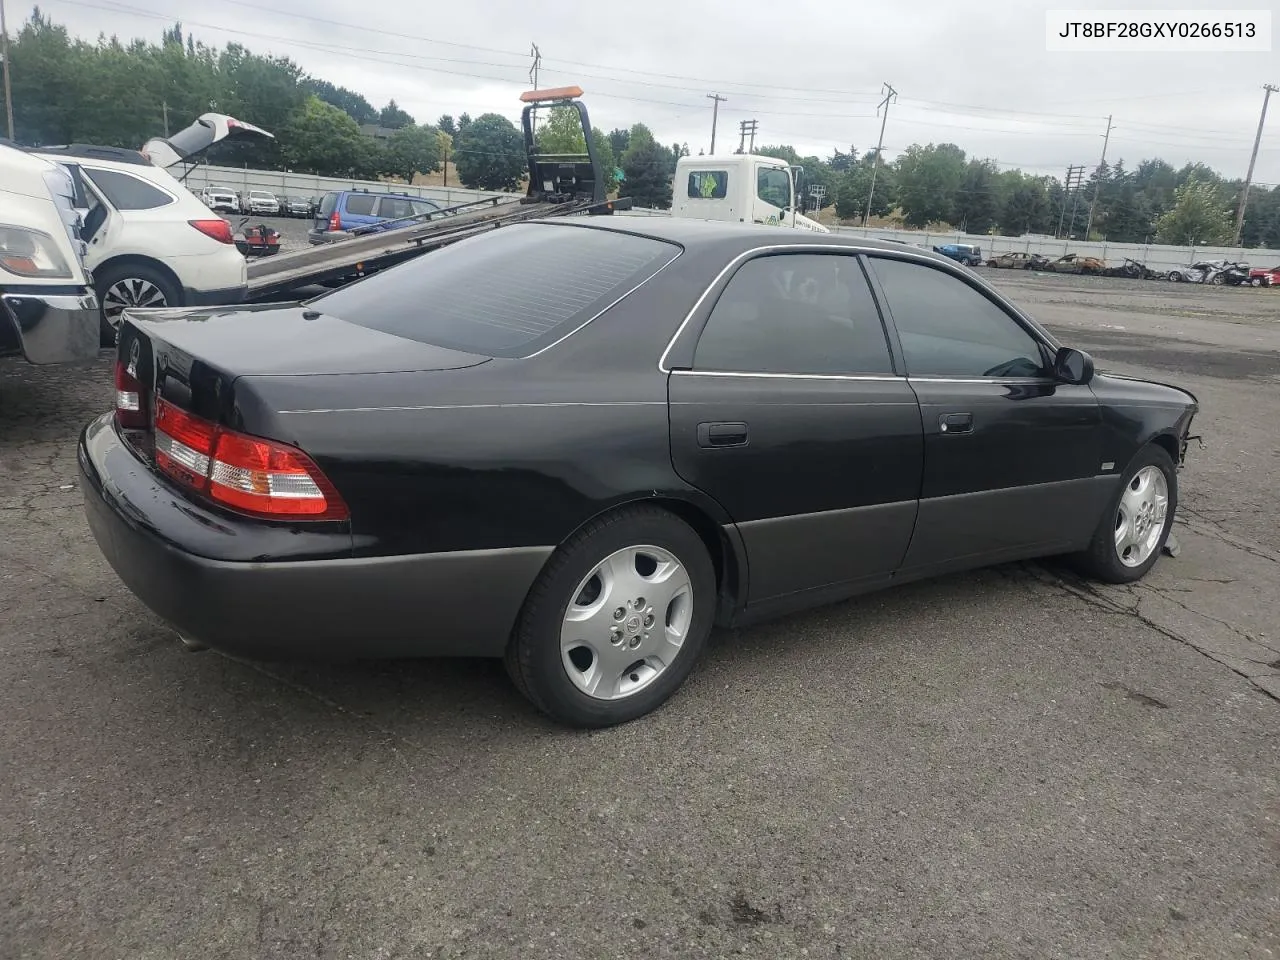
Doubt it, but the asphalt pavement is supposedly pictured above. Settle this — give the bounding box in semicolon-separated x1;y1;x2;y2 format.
2;271;1278;960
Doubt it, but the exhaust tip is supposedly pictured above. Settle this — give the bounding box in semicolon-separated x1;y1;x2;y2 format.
179;634;209;652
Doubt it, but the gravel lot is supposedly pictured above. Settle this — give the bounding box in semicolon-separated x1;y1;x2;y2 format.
2;270;1278;960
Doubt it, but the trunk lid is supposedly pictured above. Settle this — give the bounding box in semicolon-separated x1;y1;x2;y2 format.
142;113;275;170
112;303;488;469
121;302;489;378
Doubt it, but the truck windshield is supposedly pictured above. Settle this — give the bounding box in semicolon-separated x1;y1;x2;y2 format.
756;167;791;209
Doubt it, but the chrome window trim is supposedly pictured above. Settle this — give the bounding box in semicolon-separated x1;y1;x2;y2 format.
657;241;1061;375
671;369;903;382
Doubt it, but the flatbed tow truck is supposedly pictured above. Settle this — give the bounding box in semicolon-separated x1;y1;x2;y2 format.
245;86;631;302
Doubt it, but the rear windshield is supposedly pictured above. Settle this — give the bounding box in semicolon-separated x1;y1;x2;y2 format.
311;223;680;358
317;192;338;216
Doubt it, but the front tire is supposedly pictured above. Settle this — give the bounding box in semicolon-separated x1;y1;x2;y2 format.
506;506;716;728
1073;444;1178;584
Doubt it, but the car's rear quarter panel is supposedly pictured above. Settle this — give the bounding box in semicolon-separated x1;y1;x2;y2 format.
240;252;728;559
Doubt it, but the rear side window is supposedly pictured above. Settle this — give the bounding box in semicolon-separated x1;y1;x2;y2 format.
313;223;680;358
376;197;414;220
317;192;338;216
83;168;174;210
343;194;376;216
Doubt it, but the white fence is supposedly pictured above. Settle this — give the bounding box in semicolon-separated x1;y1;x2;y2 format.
179;162;513;209
618;209;1280;273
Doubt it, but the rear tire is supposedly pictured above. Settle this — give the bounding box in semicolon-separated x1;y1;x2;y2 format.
1168;271;1183;282
94;262;182;348
1071;444;1178;585
505;505;716;728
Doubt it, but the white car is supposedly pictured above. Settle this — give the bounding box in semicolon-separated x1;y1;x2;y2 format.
34;145;249;344
199;185;240;214
246;190;280;216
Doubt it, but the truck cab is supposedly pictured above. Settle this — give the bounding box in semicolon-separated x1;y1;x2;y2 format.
672;154;829;233
0;143;100;365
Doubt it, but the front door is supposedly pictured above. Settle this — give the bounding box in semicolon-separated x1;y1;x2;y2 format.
668;251;923;611
863;253;1105;577
751;163;792;226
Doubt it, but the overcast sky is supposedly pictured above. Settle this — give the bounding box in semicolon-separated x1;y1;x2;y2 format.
29;0;1280;183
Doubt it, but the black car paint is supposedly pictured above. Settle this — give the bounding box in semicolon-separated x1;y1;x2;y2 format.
81;219;1198;659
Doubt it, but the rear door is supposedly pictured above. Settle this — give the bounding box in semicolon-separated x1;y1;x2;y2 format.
863;253;1104;577
668;250;923;612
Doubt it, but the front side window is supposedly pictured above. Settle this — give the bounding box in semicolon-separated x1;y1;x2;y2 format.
868;256;1047;379
693;253;894;375
756;166;791;209
83;168;174;211
688;171;728;199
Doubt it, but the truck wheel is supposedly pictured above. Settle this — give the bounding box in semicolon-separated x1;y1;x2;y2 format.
95;263;181;347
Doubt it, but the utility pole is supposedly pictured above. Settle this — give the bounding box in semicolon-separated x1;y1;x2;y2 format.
1233;82;1277;246
1085;114;1113;239
1057;164;1084;237
736;118;757;154
706;93;726;155
1;0;15;140
864;82;897;226
162;100;170;137
1067;165;1087;238
527;43;541;135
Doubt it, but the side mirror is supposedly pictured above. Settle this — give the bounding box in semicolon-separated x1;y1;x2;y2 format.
1054;346;1094;385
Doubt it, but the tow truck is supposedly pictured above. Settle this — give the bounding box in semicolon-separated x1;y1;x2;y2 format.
244;86;632;302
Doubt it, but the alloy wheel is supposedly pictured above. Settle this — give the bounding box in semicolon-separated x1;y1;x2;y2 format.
102;278;168;324
1114;466;1169;567
560;545;694;701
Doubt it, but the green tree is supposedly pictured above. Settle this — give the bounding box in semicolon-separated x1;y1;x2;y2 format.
893;143;967;227
835;154;893;221
382;123;442;182
306;79;377;125
1155;177;1233;244
279;95;371;176
535;104;587;153
378;99;414;129
454;112;525;191
952;159;1000;233
437;114;456;136
621;124;673;208
607;128;631;159
457;112;473;131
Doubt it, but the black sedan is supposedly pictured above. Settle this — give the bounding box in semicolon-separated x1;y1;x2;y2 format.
79;219;1199;728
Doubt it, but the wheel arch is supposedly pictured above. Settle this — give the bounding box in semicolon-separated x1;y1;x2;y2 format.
551;493;747;626
92;254;185;304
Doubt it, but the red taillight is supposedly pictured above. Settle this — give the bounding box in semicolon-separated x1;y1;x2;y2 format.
114;357;148;430
152;398;349;521
189;219;234;244
328;211;341;232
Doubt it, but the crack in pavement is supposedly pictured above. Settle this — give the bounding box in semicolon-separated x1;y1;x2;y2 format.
1028;566;1280;704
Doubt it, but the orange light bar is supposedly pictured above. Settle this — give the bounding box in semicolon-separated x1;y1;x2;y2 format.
520;85;584;103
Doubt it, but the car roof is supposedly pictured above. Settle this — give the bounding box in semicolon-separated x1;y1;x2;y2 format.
539;216;962;267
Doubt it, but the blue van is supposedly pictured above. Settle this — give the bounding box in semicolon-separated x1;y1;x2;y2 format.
309;189;442;243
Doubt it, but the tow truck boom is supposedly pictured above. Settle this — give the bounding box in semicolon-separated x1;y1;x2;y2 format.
246;87;629;302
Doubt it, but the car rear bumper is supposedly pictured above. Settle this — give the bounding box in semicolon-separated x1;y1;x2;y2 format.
1;289;100;364
78;412;552;661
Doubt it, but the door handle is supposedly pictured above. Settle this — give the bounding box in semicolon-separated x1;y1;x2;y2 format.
939;412;973;435
697;421;749;448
